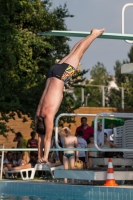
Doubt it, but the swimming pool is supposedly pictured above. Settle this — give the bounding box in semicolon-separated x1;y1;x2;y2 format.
0;181;133;200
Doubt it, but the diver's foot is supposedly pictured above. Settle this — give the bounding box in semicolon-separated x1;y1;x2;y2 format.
37;158;48;164
90;28;105;37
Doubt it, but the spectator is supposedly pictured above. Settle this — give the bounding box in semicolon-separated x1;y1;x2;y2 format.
86;134;96;185
12;153;17;167
3;151;13;167
13;132;23;148
97;122;112;146
15;152;22;166
27;131;38;148
77;130;87;169
7;152;37;170
101;133;117;149
3;151;13;175
76;117;94;143
7;151;61;171
27;131;38;157
86;135;96;168
21;152;30;165
59;127;78;184
100;133;117;158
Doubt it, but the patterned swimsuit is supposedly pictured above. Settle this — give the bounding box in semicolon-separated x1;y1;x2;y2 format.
47;63;75;83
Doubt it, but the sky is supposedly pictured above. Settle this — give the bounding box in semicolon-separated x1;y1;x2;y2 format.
52;0;133;78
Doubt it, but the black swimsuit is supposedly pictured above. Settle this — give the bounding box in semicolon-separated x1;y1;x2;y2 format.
47;63;75;83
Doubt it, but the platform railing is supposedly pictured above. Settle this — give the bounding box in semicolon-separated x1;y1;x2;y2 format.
0;144;4;179
94;112;133;152
55;113;97;149
55;112;133;153
122;3;133;44
1;112;133;179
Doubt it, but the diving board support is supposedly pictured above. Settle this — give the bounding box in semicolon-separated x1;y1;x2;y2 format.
122;3;133;44
121;63;133;74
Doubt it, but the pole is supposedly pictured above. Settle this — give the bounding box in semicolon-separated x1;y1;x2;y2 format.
102;86;105;107
81;81;85;106
121;87;124;109
86;93;90;106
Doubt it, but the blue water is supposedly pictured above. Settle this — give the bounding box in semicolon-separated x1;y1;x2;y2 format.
0;181;133;200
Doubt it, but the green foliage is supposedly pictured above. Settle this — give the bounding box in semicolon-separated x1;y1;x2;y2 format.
90;62;109;85
110;46;133;108
85;62;110;107
22;137;27;148
0;122;15;138
0;0;86;135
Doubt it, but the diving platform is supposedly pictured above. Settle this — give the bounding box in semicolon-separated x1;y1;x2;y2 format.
54;158;133;181
54;170;133;181
37;30;133;41
121;63;133;74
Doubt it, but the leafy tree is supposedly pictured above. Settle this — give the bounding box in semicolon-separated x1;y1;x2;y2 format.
0;0;85;135
85;62;110;107
107;61;123;108
110;45;133;108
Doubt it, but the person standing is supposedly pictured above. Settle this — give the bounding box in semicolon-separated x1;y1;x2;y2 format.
13;132;23;148
59;127;78;183
86;134;95;168
76;117;94;143
27;131;38;156
27;131;38;149
77;130;87;169
97;122;112;146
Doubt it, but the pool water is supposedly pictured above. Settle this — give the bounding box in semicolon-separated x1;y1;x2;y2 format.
0;181;133;200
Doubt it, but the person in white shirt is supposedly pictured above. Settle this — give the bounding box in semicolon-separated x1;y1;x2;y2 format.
77;130;87;169
97;122;112;146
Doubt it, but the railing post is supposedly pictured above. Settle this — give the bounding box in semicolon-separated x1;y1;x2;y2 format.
121;87;124;109
0;144;4;180
102;86;105;107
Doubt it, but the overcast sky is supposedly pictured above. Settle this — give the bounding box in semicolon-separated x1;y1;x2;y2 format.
52;0;133;78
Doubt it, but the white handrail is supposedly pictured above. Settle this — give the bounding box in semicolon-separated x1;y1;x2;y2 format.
55;113;97;148
94;112;133;152
0;144;4;180
122;3;133;44
55;112;133;152
0;148;97;151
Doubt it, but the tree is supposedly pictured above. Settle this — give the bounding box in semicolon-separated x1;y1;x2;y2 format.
107;61;123;108
85;62;110;107
0;0;86;135
108;45;133;108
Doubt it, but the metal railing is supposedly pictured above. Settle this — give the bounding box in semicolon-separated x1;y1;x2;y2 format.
94;112;133;152
55;112;133;153
1;112;133;179
55;113;96;149
122;3;133;44
0;144;4;179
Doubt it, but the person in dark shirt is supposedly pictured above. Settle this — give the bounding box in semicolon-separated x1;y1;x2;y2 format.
76;117;94;143
27;131;38;148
